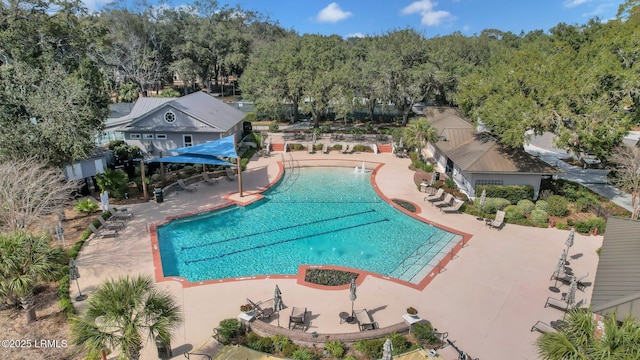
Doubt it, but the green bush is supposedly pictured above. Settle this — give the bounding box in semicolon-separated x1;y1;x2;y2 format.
245;333;274;353
95;168;130;200
353;144;366;152
476;184;534;204
291;348;320;360
343;356;357;360
530;209;548;224
504;205;526;221
482;198;511;214
546;195;568;217
216;318;244;345
574;217;606;234
182;165;197;176
354;339;385;359
305;269;358;286
68;240;86;259
517;199;535;214
324;340;346;358
290;143;304;151
535;200;548;212
555;222;569;230
333;144;343;150
74;199;99;213
444;178;456;189
268;122;279;132
271;335;291;353
282;343;299;357
412;322;439;347
575;197;597;212
390;332;413;354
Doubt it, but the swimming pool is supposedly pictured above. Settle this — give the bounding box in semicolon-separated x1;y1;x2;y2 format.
156;167;461;284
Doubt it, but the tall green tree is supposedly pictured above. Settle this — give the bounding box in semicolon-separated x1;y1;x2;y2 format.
536;309;640;359
0;232;66;323
403;117;439;159
71;275;182;360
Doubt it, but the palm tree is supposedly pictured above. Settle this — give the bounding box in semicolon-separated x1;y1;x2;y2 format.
71;275;182;360
536;308;640;359
0;231;66;323
403;117;439;161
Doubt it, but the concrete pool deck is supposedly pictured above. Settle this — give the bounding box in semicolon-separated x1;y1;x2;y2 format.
72;150;602;360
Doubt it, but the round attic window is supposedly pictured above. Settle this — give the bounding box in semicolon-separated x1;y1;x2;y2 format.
164;110;176;123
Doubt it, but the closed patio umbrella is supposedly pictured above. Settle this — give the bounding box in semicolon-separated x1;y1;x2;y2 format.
478;189;487;209
565;228;575;251
382;338;393;360
349;276;357;316
555;255;565;275
274;284;284;327
566;276;577;308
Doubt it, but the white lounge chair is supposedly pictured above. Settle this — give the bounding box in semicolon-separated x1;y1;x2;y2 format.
488;210;505;230
225;168;237;181
433;193;454;208
202;172;218;185
424;188;445;203
441;200;464;214
544;296;569;311
354;309;377;331
531;321;557;333
106;205;133;220
88;223;118;238
322;144;329;154
178;179;197;192
97;216;124;230
342;144;351;154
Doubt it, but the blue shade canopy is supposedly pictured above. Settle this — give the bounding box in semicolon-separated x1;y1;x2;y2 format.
148;153;235;166
172;135;238;158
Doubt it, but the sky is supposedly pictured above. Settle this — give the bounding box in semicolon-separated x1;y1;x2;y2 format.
85;0;626;38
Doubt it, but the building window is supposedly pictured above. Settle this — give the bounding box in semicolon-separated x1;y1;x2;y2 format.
130;133;141;139
183;134;193;147
475;180;503;187
143;134;154;139
164;110;176;123
156;134;167;140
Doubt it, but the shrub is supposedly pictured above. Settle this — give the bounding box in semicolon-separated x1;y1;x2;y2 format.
504;205;525;221
353;144;366;152
393;199;416;212
575;197;597;213
530;209;548;224
282;343;299;357
268;122;279;132
354;339;384;359
444;178;456;189
182;165;197;176
344;356;357;360
567;218;574;226
412;322;439;347
333;144;343;150
535;200;548;212
271;335;291;353
74;199;99;213
324;341;346;358
482;198;511;214
305;269;358;286
575;217;606;234
477;184;534;204
390;332;413;354
95;168;129;200
555;222;569;230
246;333;274;353
216;318;244;345
291;348;320;360
546;195;568;217
320;125;331;134
517;199;535;214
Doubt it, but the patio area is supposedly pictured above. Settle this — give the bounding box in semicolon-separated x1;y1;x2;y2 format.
71;149;602;360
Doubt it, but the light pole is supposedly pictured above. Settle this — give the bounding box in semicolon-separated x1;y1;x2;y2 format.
69;259;87;301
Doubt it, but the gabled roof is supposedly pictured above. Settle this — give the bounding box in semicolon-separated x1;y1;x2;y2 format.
115;92;245;133
591;217;640;322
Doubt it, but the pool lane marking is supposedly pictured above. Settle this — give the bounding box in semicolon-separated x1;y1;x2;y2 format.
180;209;377;251
185;218;390;264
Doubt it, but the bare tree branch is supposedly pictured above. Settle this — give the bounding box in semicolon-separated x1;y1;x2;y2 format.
610;145;640;219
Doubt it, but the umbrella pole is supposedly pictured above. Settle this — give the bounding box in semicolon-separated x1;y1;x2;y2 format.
140;159;148;200
234;135;243;197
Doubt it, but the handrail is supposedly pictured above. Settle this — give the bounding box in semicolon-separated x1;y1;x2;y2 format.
183;351;212;360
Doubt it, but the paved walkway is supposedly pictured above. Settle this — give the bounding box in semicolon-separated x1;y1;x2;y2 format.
72;150;602;360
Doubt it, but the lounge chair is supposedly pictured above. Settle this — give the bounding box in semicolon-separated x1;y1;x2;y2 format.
247;298;275;320
88;223;118;238
202;172;218;185
554;272;589;290
544;296;569;311
308;145;316;154
322;143;329;154
288;307;307;330
531;321;557;334
441;200;464;214
342;144;351;154
97;216;124;230
354;309;377;331
424;188;444;203
106;205;133;220
487;210;505;230
178;179;197;192
433;193;454;208
225;168;237;181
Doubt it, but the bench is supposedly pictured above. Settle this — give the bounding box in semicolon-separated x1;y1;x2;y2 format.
544;297;569;311
531;321;557;334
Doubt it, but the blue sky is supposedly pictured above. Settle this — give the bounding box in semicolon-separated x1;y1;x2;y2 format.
85;0;625;38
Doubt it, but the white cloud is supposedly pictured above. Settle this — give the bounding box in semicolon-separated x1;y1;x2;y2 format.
564;0;591;8
346;32;365;38
317;2;353;23
82;0;110;12
401;0;453;26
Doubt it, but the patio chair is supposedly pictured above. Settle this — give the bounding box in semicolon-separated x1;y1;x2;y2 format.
341;144;351;154
97;216;124;230
487;210;505;230
225;168;237;181
178;179;197;192
202;172;219;185
531;321;557;334
441;200;464;214
576;272;589;290
544;296;569;311
424;188;444;203
433;193;454;208
288;306;307;330
322;143;329;154
106;205;133;220
354;309;377;331
246;298;274;320
88;223;118;239
308;144;316;154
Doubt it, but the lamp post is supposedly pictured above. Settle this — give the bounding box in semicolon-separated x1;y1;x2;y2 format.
69;259;87;301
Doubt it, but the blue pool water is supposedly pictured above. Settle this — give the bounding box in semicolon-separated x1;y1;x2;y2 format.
157;167;461;284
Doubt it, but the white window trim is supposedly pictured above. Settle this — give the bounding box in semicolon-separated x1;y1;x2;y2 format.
156;134;167;140
164;110;176;124
183;134;193;147
130;133;141;139
143;134;154;139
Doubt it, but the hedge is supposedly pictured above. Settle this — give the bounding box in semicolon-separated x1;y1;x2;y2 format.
476;184;534;204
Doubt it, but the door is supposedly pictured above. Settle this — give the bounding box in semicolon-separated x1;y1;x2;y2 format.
183;134;193;147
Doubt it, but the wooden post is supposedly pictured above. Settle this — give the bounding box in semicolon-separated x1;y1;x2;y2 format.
236;135;243;197
140;159;148;200
159;151;166;186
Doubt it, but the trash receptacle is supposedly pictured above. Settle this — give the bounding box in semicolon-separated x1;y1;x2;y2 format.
154;188;163;203
155;336;171;360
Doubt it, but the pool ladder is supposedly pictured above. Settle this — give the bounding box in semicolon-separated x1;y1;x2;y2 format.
390;232;450;280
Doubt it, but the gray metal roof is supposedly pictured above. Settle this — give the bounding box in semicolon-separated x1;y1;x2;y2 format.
591;217;640;322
